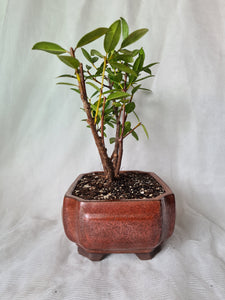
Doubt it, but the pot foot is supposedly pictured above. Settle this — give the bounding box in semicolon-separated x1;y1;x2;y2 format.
78;246;107;261
136;245;162;260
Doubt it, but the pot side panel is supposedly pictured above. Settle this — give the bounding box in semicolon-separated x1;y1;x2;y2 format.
161;194;176;240
63;197;79;243
77;201;162;253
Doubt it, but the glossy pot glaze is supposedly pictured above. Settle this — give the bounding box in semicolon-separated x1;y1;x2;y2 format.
62;171;175;261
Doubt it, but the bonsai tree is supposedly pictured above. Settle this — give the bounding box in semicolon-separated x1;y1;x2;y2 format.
32;18;158;182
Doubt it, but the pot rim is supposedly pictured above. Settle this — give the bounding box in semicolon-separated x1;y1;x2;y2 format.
64;170;174;202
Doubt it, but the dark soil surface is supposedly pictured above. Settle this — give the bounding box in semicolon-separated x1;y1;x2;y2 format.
72;172;165;200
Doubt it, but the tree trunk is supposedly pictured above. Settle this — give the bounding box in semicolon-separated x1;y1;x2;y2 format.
77;63;115;182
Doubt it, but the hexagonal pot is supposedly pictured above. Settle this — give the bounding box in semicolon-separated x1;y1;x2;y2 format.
62;171;175;261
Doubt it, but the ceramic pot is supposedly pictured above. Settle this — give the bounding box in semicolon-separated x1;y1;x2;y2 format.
62;171;175;261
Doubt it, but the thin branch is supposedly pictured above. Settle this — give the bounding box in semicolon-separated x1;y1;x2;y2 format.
129;94;134;103
94;56;107;124
69;47;114;181
123;122;142;139
111;106;122;167
79;63;114;181
70;47;75;57
115;104;126;177
119;104;127;141
101;96;106;145
124;73;127;92
87;70;110;89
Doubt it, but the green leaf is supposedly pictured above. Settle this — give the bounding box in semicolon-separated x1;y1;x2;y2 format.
133;48;145;73
132;49;140;56
113;102;122;107
70;88;80;94
102;89;121;95
135;74;154;82
142;62;159;75
106;67;114;75
125;102;135;113
110;62;136;76
110;117;117;124
32;41;67;55
85;74;102;80
111;54;133;63
131;84;141;95
139;87;152;93
95;62;104;76
86;65;92;70
108;72;122;83
90;103;97;111
142;123;149;139
81;48;93;64
92;57;98;63
104;20;121;53
121;28;148;48
129;48;145;83
124;121;131;135
58;56;80;69
121;17;129;40
104;101;111;110
82;49;98;64
109;137;116;144
86;82;100;91
106;122;114;128
133;111;140;122
57;82;77;86
119;49;139;57
91;90;99;98
142;67;151;75
76;27;108;48
91;49;104;58
119;49;133;55
107;91;130;101
142;62;159;69
90;102;101;122
131;131;139;140
121;99;130;104
57;74;76;79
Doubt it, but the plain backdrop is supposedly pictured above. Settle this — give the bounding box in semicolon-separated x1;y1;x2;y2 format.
0;0;225;299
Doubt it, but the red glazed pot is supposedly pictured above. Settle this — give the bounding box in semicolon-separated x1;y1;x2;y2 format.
62;171;175;261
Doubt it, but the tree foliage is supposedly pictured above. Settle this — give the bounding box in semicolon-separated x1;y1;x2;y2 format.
32;18;158;180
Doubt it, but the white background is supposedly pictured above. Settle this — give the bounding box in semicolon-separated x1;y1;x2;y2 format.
0;0;225;299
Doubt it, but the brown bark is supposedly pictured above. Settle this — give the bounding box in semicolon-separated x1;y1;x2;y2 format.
113;73;129;176
114;104;126;177
70;46;115;181
111;107;121;169
123;122;141;139
101;97;106;145
78;64;115;181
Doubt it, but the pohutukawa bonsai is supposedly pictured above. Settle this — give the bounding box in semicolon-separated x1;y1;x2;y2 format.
32;18;175;261
32;18;158;182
